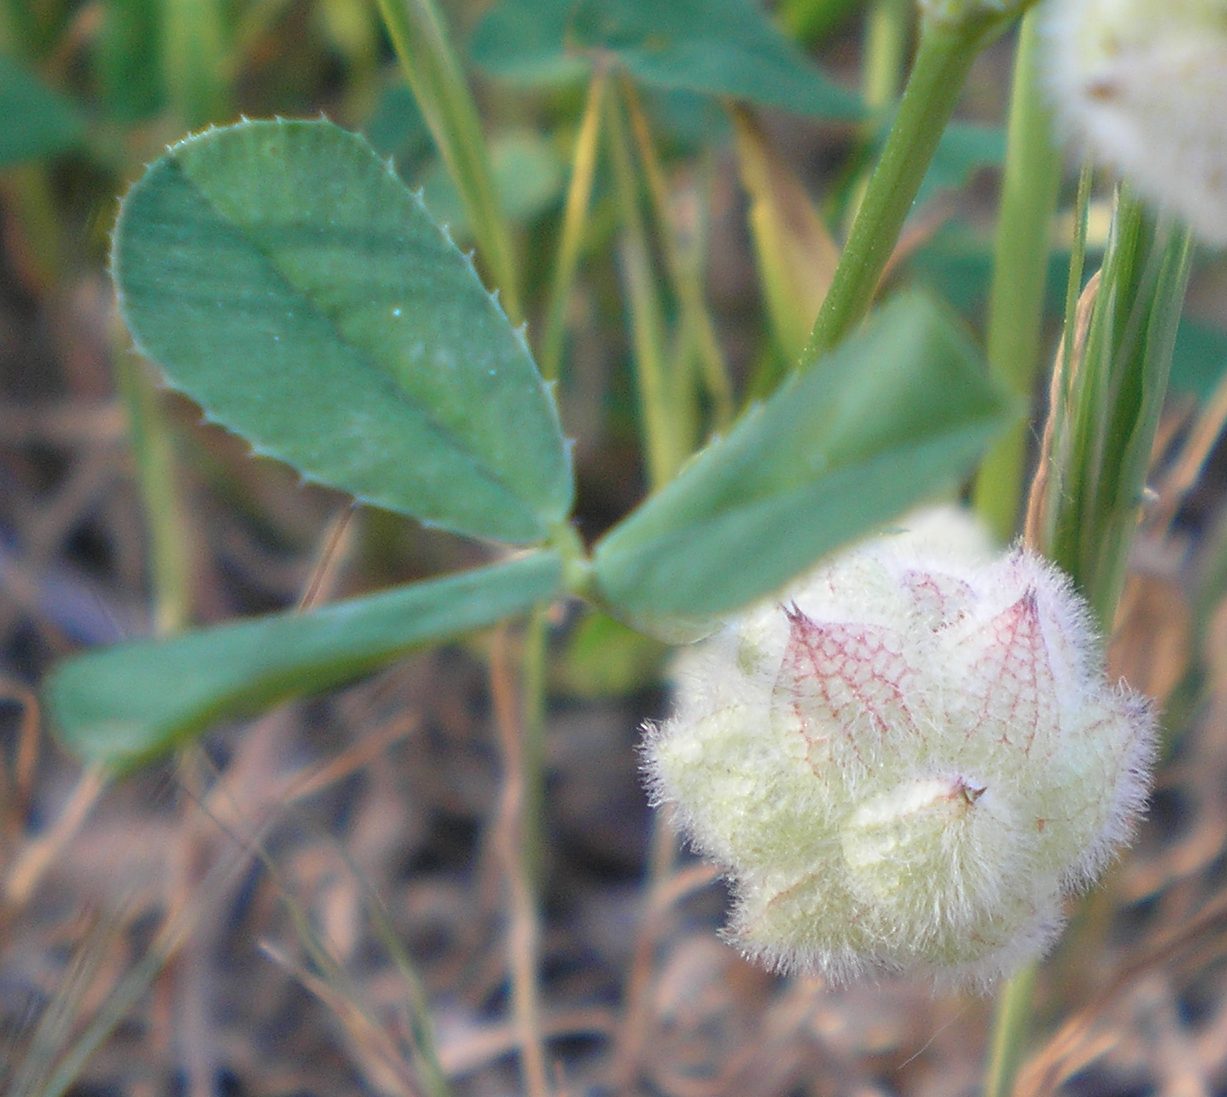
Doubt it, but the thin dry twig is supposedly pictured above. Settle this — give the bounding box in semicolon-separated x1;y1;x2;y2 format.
259;940;425;1097
609;806;681;1093
1150;373;1227;534
1016;889;1227;1097
489;624;552;1097
0;678;41;847
1024;269;1101;551
3;765;107;910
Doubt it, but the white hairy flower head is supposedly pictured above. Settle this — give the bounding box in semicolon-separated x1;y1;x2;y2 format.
1043;0;1227;244
644;508;1155;989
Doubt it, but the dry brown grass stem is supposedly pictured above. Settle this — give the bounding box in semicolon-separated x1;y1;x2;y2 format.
609;805;680;1092
1016;888;1227;1097
296;504;356;612
1150;373;1227;534
437;1006;617;1077
158;504;361;1095
0;402;125;445
259;940;426;1097
3;764;107;910
281;710;421;805
489;623;552;1097
0;456;125;644
0;679;41;849
1024;270;1101;552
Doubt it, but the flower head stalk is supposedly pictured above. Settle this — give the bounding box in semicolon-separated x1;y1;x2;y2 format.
644;508;1154;989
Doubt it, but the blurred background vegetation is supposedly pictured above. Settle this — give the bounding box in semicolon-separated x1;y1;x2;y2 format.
4;1;1227;1094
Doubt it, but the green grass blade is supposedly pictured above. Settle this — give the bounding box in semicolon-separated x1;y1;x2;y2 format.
375;0;521;319
732;105;839;360
113;344;193;635
1040;189;1192;625
540;65;608;383
96;0;165;121
606;86;683;489
625;82;733;426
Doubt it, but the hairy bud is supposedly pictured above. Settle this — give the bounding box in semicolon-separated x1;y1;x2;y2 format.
643;509;1155;989
1043;0;1227;244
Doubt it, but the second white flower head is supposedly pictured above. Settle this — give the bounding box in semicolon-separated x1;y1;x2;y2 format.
1044;0;1227;244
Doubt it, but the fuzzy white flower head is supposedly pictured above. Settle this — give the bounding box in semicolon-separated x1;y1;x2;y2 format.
644;507;1155;989
1043;0;1227;244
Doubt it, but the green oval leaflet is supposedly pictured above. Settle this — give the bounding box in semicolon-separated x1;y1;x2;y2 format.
112;118;573;544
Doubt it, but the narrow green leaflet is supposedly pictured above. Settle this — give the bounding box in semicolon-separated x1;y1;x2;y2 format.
0;55;84;166
471;0;862;120
112;119;573;544
593;294;1018;634
47;552;564;771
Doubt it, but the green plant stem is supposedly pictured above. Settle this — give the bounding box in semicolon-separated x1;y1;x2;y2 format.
113;338;193;635
842;0;911;234
1061;164;1094;383
1024;160;1091;557
802;19;988;365
520;607;549;886
606;85;681;488
540;64;608;383
375;0;521;321
986;174;1094;1097
984;962;1037;1097
972;9;1064;542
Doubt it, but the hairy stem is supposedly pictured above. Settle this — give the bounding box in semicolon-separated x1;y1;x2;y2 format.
802;19;986;364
